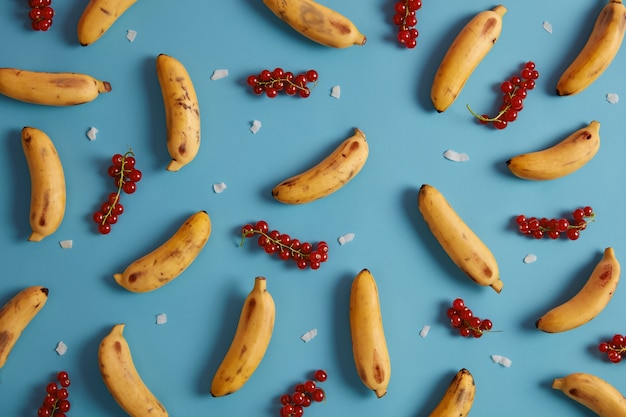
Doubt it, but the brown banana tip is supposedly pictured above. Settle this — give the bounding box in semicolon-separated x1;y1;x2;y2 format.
491;279;503;293
102;81;112;93
361;36;367;45
551;378;563;389
505;159;511;166
41;287;49;296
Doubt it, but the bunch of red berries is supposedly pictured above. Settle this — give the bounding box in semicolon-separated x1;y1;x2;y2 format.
278;370;328;417
392;0;422;48
93;150;142;235
246;68;318;98
598;334;626;363
447;298;493;338
28;0;55;31
241;221;329;270
515;206;594;240
37;371;71;417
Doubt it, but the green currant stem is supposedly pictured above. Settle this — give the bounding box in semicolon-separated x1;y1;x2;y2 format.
466;87;520;123
101;149;134;226
537;214;595;233
240;229;312;260
256;78;318;92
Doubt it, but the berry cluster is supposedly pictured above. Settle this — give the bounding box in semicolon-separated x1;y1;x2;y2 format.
598;334;626;363
246;68;318;98
467;61;540;129
29;0;55;31
241;221;329;270
515;206;595;240
392;0;422;48
278;369;328;417
37;371;71;417
93;150;142;235
446;298;493;338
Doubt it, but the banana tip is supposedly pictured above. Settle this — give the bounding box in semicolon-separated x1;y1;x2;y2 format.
551;378;563;390
166;160;184;171
490;279;503;293
28;232;45;242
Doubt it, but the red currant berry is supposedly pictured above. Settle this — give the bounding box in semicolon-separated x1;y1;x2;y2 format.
311;388;325;402
305;70;318;82
314;369;328;382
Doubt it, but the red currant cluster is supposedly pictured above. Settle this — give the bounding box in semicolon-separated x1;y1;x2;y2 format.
241;221;329;270
37;371;71;417
515;206;594;240
246;68;318;98
392;0;421;48
598;334;626;363
467;61;540;129
93;150;142;235
446;298;493;338
29;0;55;31
278;370;327;417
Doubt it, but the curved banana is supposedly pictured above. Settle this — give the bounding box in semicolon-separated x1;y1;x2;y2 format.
431;5;507;112
506;120;601;180
272;128;368;204
552;372;626;417
156;54;201;172
536;247;620;333
0;68;111;106
0;286;48;369
22;127;66;242
428;368;476;417
211;277;275;397
77;0;138;46
556;0;626;96
113;211;211;292
349;269;391;398
98;324;169;417
417;184;503;293
262;0;366;48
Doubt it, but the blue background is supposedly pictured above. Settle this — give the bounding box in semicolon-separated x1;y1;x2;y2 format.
1;0;625;416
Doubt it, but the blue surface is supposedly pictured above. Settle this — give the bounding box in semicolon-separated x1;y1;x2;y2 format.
1;1;626;416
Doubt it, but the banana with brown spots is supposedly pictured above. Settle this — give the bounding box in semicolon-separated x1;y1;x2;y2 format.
552;372;626;417
77;0;138;46
427;368;476;417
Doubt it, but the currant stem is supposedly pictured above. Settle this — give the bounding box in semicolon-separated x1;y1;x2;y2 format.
241;229;312;260
101;149;134;226
256;78;318;93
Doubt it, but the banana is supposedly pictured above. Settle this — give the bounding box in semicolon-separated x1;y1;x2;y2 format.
0;286;48;369
556;0;626;96
271;128;368;204
431;5;507;112
428;368;476;417
552;372;626;417
262;0;366;48
77;0;138;46
22;127;66;242
98;324;169;417
0;68;111;106
211;277;275;397
417;184;503;293
156;54;201;172
536;247;620;333
506;120;600;180
113;211;211;292
349;269;391;398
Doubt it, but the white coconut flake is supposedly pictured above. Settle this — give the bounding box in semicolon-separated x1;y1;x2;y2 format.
330;85;341;99
86;127;99;141
301;328;318;343
156;313;167;325
213;182;227;193
419;325;431;338
58;239;73;249
55;341;68;356
607;93;619;104
523;253;537;264
542;21;553;34
126;29;137;42
250;120;262;134
491;354;512;368
338;233;355;245
211;69;229;80
443;149;469;162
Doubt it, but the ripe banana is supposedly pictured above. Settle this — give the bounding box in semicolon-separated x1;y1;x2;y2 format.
0;286;48;369
556;0;626;96
552;372;626;417
0;68;111;106
506;120;601;180
271;128;368;204
156;54;201;172
77;0;138;46
428;368;476;417
417;184;503;293
349;269;391;398
431;5;507;112
113;211;211;292
536;247;620;333
262;0;366;48
22;127;66;242
211;277;275;397
98;324;169;417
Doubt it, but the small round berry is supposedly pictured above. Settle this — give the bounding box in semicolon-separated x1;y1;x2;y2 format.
311;388;325;402
305;70;318;83
314;369;328;382
599;341;610;353
98;223;111;235
255;220;269;234
280;394;291;405
122;181;137;194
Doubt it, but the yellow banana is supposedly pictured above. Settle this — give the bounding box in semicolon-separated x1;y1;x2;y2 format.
0;68;111;106
428;368;476;417
98;324;169;417
262;0;366;48
417;184;503;293
349;269;391;398
22;127;66;242
211;277;275;397
77;0;138;46
536;247;620;333
556;0;626;96
272;128;368;204
552;372;626;417
506;120;601;180
113;211;211;292
0;286;48;369
156;54;201;172
431;5;507;112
